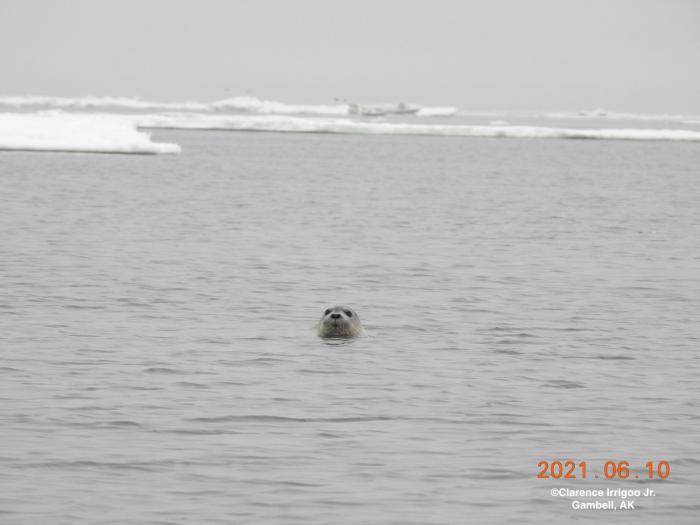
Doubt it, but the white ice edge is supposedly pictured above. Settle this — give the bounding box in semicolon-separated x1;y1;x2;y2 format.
3;111;698;155
0;112;180;154
137;113;700;142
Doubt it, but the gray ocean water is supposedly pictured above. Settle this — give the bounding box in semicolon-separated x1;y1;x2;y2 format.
1;130;699;524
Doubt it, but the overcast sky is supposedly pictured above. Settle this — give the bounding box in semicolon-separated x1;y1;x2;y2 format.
1;0;698;113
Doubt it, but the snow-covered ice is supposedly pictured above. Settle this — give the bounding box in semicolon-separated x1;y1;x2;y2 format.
0;112;180;154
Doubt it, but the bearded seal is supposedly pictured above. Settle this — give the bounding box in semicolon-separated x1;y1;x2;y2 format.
317;305;363;338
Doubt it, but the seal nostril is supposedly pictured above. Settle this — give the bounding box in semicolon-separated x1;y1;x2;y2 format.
330;313;340;319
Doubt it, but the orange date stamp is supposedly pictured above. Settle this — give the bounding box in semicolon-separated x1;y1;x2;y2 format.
537;460;670;480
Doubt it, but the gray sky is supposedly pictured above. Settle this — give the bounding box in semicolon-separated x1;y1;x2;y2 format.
1;0;698;113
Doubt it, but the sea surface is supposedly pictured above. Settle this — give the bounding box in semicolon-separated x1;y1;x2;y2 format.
1;130;699;524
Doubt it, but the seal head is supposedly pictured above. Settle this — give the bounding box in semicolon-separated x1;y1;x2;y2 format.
317;305;363;338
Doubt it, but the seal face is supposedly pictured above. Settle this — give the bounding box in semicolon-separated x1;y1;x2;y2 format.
317;305;363;338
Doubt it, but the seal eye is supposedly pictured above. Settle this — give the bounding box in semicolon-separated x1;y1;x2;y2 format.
344;310;353;317
324;309;332;316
